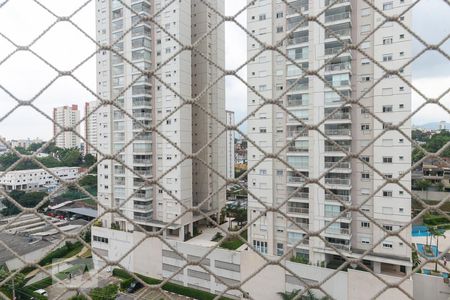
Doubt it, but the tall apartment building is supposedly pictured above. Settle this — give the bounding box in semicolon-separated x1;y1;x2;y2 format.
94;0;225;241
226;110;235;179
85;101;100;156
247;0;412;274
53;105;81;149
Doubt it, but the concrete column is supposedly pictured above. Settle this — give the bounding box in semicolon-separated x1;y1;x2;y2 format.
373;261;381;273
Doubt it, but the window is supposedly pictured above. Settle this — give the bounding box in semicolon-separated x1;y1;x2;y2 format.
383;105;393;112
259;127;267;133
276;12;283;18
361;24;370;33
399;34;405;39
276;170;284;176
361;58;370;65
383;36;393;44
276;26;283;33
362;238;371;245
361;75;371;82
383;243;393;249
361;221;370;228
259;14;266;21
383;157;393;163
361;8;370;16
361;124;370;131
383;54;393;61
253;240;268;254
276;243;284;256
361;173;370;180
383;225;393;231
383;191;393;197
361;156;370;163
383;2;394;10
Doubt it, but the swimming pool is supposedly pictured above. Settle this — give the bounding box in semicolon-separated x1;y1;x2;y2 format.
417;243;439;257
412;225;431;237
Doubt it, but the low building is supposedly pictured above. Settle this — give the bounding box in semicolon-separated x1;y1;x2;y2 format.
8;138;43;150
0;167;80;192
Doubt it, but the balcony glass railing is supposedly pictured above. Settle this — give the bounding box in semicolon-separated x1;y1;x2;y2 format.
288;146;309;153
290;192;310;199
325;227;351;235
325;111;351;120
325;178;351;185
325;62;351;72
324;145;351;152
325;128;351;136
325;12;351;23
324;161;350;169
325;28;351;39
287;176;307;183
326;242;351;251
134;204;152;211
134;215;152;222
325;193;351;202
287;130;309;137
287;36;309;45
324;211;351;219
287;207;309;214
325;0;350;6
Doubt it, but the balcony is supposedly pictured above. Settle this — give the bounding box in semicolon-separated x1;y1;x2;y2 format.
287;130;309;138
324;145;351;152
324;210;351;219
287;98;308;107
288;237;310;246
325;0;350;5
287;0;309;14
325;12;351;23
325;227;351;236
133;112;152;119
287;206;309;215
324;161;350;169
326;242;351;252
324;111;351;120
134;215;152;223
134;204;152;211
287;36;309;46
287;176;307;184
133;99;152;108
134;158;152;164
324;178;351;186
325;61;351;72
289;192;310;200
288;222;309;231
325;28;351;39
324;128;351;136
325;193;351;202
287;146;309;153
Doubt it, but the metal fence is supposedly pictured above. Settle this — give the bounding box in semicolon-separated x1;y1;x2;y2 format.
0;0;449;299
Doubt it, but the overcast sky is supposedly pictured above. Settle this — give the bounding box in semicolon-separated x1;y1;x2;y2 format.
0;0;448;140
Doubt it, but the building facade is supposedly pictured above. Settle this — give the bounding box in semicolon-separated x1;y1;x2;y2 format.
53;105;81;149
0;167;80;192
85;101;100;156
246;0;412;274
226;111;235;179
94;0;225;241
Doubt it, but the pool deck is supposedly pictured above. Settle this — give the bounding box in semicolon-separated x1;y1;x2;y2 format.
412;230;450;272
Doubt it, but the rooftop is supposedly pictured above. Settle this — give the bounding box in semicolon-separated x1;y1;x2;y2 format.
0;232;52;264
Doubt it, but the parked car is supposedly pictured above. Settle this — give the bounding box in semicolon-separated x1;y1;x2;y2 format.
34;289;48;297
126;281;143;294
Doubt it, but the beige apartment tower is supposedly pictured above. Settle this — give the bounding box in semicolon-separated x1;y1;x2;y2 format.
247;0;412;275
53;105;80;149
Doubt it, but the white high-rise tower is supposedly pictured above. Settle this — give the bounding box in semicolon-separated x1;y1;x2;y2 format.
247;0;412;275
93;0;225;244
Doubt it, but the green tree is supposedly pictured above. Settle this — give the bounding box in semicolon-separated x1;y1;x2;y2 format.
1;190;48;216
415;179;431;191
83;154;97;168
0;267;25;295
278;290;300;300
27;142;45;153
429;226;446;272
